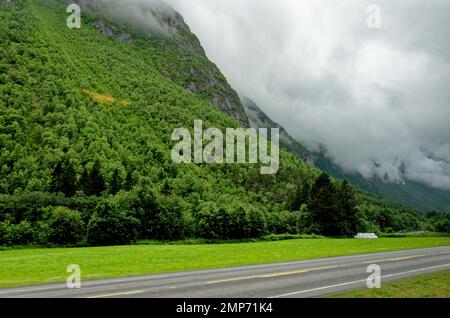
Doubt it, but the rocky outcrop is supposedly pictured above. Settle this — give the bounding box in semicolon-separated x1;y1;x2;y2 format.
91;20;133;43
241;96;314;165
141;7;249;126
0;0;15;8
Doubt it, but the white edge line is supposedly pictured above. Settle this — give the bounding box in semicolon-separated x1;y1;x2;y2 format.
269;263;450;298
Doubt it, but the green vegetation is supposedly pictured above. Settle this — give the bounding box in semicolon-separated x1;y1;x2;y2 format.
0;1;449;248
331;269;450;298
0;237;449;288
306;175;359;237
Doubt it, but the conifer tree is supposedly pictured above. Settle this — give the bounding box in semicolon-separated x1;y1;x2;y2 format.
124;170;134;191
50;159;77;197
110;168;122;195
50;161;63;194
308;173;340;236
90;160;105;197
79;169;90;195
291;183;311;211
337;180;359;236
81;160;105;197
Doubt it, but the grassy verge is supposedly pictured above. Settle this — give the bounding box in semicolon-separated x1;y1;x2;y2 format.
330;269;450;298
0;237;449;288
379;231;450;238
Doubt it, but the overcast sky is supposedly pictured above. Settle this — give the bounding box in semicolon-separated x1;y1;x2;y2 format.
164;0;450;190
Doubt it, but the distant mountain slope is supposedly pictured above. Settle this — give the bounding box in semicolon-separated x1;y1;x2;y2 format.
241;96;313;164
313;152;450;213
242;97;450;213
66;0;249;126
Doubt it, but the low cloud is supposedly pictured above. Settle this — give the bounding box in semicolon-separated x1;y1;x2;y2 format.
76;0;180;36
166;0;450;190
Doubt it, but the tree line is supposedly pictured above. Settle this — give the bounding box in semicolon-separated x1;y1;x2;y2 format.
2;164;448;247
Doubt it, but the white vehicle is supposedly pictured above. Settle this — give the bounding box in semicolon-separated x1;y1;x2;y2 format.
355;233;379;239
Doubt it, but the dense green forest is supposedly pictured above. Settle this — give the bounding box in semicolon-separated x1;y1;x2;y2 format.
0;0;448;247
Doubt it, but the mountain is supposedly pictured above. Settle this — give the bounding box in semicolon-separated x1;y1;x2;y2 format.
241;97;450;213
68;0;249;127
0;0;317;216
241;96;313;165
1;0;445;247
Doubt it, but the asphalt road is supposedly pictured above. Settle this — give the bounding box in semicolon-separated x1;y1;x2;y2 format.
1;246;449;298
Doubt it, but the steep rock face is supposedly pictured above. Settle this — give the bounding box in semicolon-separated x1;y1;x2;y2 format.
145;11;249;127
64;0;249;126
241;96;314;164
90;19;133;43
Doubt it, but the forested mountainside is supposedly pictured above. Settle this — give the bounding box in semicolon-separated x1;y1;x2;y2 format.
66;0;249;126
0;0;448;247
242;96;450;213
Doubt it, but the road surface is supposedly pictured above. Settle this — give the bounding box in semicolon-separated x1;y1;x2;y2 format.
1;246;449;298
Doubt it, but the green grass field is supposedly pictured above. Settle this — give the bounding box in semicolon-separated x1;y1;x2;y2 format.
331;269;450;298
0;237;449;288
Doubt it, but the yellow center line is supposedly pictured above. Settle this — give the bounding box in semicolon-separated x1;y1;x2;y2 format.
439;251;450;255
86;290;145;298
206;266;338;285
362;254;428;264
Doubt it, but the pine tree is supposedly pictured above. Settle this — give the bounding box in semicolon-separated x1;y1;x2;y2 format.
90;160;105;197
290;183;311;211
50;159;77;197
81;160;105;197
124;170;134;191
161;179;171;195
61;159;77;197
337;181;359;236
308;173;340;236
50;161;63;194
79;168;90;195
110;168;122;195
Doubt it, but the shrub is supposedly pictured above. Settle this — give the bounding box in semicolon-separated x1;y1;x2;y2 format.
195;202;219;239
87;201;139;246
156;195;187;240
247;208;267;237
435;219;450;233
266;211;297;234
0;222;7;245
45;206;85;245
1;221;35;245
195;204;263;239
195;203;237;239
228;207;249;239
